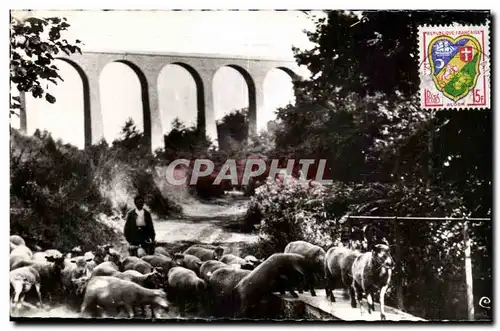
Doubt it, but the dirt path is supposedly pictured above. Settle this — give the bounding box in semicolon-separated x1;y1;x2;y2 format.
154;196;259;255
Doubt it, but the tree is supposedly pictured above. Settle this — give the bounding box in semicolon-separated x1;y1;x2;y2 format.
10;14;82;115
270;10;492;319
294;10;490;101
216;108;249;151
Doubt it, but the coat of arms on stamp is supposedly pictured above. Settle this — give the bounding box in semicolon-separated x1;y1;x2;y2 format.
419;24;490;110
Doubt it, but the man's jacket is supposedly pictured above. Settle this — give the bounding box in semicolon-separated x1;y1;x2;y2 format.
124;208;155;245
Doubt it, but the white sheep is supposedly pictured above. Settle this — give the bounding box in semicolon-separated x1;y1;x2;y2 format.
10;245;33;270
80;276;169;318
10;266;43;312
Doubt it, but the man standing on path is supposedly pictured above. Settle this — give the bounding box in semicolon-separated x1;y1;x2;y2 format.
124;195;156;255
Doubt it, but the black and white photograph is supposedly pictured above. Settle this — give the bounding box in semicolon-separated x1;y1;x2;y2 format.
8;7;492;322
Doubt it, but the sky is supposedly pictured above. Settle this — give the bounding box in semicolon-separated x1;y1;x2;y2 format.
11;10;323;149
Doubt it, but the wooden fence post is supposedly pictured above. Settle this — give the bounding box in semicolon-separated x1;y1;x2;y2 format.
463;217;475;321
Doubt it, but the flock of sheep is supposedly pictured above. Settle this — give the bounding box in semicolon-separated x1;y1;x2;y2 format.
9;234;394;320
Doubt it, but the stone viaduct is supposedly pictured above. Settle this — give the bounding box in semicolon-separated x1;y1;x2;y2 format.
19;50;300;151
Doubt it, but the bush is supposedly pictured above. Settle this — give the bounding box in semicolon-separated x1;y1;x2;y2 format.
249;176;340;254
10;129;119;251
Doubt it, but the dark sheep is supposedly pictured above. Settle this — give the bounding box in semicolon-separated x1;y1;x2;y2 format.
121;268;164;289
351;244;394;320
174;253;202;275
183;246;225;262
121;256;142;269
105;248;123;267
86;244;112;272
80;276;169;318
122;257;153;274
208;266;251;316
284;240;326;296
324;246;361;306
199;260;227;282
154;246;171;258
167;266;206;311
141;255;176;280
233;253;316;318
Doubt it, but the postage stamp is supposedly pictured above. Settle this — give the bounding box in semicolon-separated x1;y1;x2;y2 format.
418;24;491;110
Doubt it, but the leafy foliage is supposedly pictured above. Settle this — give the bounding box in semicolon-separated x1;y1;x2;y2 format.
247;177;339;251
258;10;492;320
10;129;117;251
10;15;82;114
294;10;490;100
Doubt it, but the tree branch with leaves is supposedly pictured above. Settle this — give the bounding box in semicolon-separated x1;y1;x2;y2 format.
10;15;82;116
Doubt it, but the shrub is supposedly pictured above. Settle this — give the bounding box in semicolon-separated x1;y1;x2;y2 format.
250;176;340;254
10;129;119;251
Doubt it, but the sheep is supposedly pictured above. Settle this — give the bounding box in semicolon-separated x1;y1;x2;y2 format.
324;246;361;306
88;247;122;273
84;251;95;261
219;254;258;270
105;248;123;266
44;249;63;258
141;255;176;277
10;245;33;270
33;252;48;262
89;264;164;317
243;255;264;267
80;276;169;318
65;246;84;260
33;247;75;264
90;262;121;277
122;256;154;274
122;256;141;268
119;268;166;317
10;235;25;246
183;245;225;262
167;266;206;311
11;255;66;303
351;243;394;320
173;253;202;275
61;256;93;295
154;246;171;258
86;244;112;271
200;260;227;282
284;240;327;296
208;266;251;316
10;266;43;312
233;253;317;318
120;268;164;289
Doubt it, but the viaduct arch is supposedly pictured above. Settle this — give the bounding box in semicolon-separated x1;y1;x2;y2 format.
19;51;300;151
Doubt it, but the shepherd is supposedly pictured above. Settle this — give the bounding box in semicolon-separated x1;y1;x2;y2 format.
124;195;156;256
